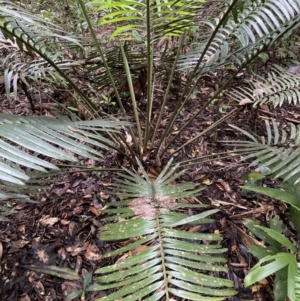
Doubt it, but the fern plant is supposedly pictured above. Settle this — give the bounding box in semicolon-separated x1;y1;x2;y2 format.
87;159;236;300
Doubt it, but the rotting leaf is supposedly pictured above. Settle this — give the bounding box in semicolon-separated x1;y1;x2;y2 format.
22;265;80;280
10;239;29;249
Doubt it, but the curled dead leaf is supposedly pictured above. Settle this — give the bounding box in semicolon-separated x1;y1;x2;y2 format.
39;216;59;227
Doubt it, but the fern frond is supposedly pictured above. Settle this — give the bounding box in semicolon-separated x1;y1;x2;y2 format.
226;121;300;184
94;158;236;300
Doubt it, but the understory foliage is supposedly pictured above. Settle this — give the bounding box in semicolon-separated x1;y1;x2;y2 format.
1;0;300;299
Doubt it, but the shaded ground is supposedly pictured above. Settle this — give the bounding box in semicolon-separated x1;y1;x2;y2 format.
1;70;300;301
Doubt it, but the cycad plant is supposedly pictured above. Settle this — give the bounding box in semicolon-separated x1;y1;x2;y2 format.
1;0;300;174
1;0;300;299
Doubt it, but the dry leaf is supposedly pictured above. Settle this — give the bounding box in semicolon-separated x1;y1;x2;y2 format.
125;131;132;143
39;216;59;227
215;179;231;192
19;294;31;301
10;240;29;249
84;243;101;261
202;178;212;185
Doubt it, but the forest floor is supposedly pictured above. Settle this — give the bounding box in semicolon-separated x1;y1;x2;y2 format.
1;64;300;301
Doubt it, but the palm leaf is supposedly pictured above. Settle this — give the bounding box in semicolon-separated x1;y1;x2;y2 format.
296;263;300;300
91;0;204;41
93;158;236;300
225;120;300;184
0;1;96;107
227;65;300;107
0;113;128;186
177;0;300;72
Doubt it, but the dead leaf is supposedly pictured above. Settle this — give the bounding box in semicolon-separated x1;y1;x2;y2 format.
125;131;132;143
89;206;100;216
68;221;78;236
132;245;149;255
33;281;45;295
19;294;31;301
129;197;156;219
189;225;201;233
10;240;29;249
99;191;110;200
18;225;26;234
36;249;50;263
84;243;101;261
202;178;212;185
156;194;177;211
215;179;231;192
39;216;59;227
194;174;205;181
66;242;88;256
75;255;82;273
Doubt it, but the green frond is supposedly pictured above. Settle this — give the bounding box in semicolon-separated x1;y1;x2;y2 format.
225;121;300;184
177;0;300;72
90;0;204;41
296;263;300;300
2;54;72;99
95;158;236;300
227;65;300;107
0;113;128;185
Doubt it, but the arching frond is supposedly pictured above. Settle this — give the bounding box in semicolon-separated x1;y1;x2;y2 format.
225;120;300;184
0;1;86;99
90;0;205;41
0;113;128;186
92;159;236;300
177;0;300;72
227;65;300;107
